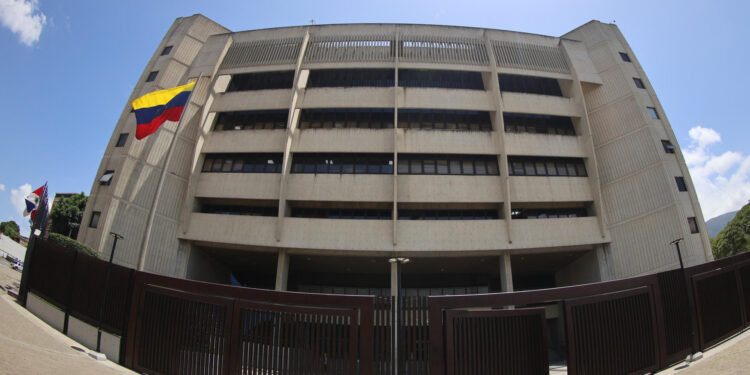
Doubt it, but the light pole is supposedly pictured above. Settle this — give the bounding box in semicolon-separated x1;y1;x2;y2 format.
671;238;701;362
97;232;122;353
389;257;409;374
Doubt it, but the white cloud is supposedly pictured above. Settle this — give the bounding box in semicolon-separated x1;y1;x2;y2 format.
684;126;750;220
10;183;31;217
0;0;47;46
0;183;5;191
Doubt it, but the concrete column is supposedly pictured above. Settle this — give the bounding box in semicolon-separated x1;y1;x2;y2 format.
390;261;399;296
499;253;513;292
275;250;290;291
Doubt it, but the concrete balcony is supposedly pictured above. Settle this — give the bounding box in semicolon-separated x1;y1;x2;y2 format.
396;220;508;252
510;217;605;249
286;174;393;202
509;176;592;202
398;175;503;203
300;87;394;108
295;128;393;153
280;217;393;251
203;130;287;153
212;89;291;112
504;133;585;158
182;213;277;247
195;173;280;200
397;129;498;155
501;92;580;118
400;87;494;111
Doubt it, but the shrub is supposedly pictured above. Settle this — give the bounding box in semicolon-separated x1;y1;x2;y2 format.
46;232;102;259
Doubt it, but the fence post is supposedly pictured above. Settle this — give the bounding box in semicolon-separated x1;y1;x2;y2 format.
62;250;79;335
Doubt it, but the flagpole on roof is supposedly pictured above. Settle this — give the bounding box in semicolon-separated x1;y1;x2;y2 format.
136;74;203;271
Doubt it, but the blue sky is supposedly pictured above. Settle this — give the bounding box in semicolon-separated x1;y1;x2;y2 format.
1;0;748;236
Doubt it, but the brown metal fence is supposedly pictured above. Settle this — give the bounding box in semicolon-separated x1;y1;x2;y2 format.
23;239;750;374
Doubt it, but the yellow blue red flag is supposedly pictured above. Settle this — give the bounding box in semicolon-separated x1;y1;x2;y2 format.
131;81;195;139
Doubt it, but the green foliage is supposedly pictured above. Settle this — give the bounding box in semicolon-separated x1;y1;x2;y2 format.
49;193;87;238
0;220;20;240
47;232;101;259
712;202;750;259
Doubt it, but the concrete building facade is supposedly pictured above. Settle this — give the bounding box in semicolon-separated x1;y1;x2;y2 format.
78;15;712;295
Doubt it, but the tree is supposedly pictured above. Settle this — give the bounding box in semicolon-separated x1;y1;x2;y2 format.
712;202;750;259
0;220;20;241
49;193;87;238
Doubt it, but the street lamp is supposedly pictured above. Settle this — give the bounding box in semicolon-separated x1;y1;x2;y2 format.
388;257;409;374
670;238;702;362
97;232;123;353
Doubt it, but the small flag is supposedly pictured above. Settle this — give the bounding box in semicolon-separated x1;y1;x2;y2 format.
23;185;45;218
131;81;196;140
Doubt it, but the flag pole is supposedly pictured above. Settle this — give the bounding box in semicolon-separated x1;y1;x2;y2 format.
18;182;49;306
136;74;203;271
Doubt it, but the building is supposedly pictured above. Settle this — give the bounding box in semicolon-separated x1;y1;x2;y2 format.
0;233;26;262
77;15;712;296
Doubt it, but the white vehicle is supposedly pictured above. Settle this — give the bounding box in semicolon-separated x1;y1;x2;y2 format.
11;261;22;272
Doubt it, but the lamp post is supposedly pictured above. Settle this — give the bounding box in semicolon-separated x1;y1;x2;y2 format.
389;257;409;374
97;232;122;353
671;238;701;362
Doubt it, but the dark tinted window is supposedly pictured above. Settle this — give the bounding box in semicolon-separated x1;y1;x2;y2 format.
214;110;288;130
508;156;587;177
300;108;393;129
633;78;645;89
619;52;631;62
688;217;699;233
398;154;499;176
399;70;484;90
307;69;394;88
661;140;675;154
498;74;562;96
146;71;158;82
115;133;128;147
161;46;173;56
292;154;393;174
226;71;294;91
504;113;575;135
202;154;284;173
399;109;492;131
675;177;688;192
89;212;101;228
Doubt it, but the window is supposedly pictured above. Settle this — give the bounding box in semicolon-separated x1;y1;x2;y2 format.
507;156;587;177
214;110;288;131
661;140;675;154
511;207;588;219
647;107;660;119
291;207;391;220
99;170;114;185
633;78;645;89
675;177;688;192
89;212;101;228
398;209;499;220
299;108;393;130
115;133;128;147
161;46;173;56
498;74;563;96
202;154;284;173
399;70;484;90
398;109;491;131
201;205;278;217
307;69;394;88
398;154;500;176
145;71;158;82
619;52;631;62
503;113;575;135
226;71;294;91
292;154;393;174
688;217;699;233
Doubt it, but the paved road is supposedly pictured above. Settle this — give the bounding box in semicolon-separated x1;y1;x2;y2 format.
658;328;750;375
0;263;135;375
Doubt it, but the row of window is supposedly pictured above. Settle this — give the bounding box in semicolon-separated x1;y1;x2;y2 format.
503;113;575;135
214;110;288;131
201;205;278;217
398;209;499;220
299;108;394;129
202;154;283;173
508;157;587;177
398;109;492;131
510;208;587;219
291;207;391;220
397;154;500;175
224;69;573;96
291;154;394;174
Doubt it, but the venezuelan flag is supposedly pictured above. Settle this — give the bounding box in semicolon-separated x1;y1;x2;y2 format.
132;81;196;139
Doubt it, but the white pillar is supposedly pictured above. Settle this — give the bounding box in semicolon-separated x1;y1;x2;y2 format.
500;253;513;292
275;250;289;291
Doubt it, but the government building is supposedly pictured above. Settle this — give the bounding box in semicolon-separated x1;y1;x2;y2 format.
77;15;712;296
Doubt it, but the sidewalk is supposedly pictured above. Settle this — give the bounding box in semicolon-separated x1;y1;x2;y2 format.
658;328;750;375
0;265;135;375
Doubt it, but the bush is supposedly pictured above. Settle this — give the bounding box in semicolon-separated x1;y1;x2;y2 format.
46;232;102;259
